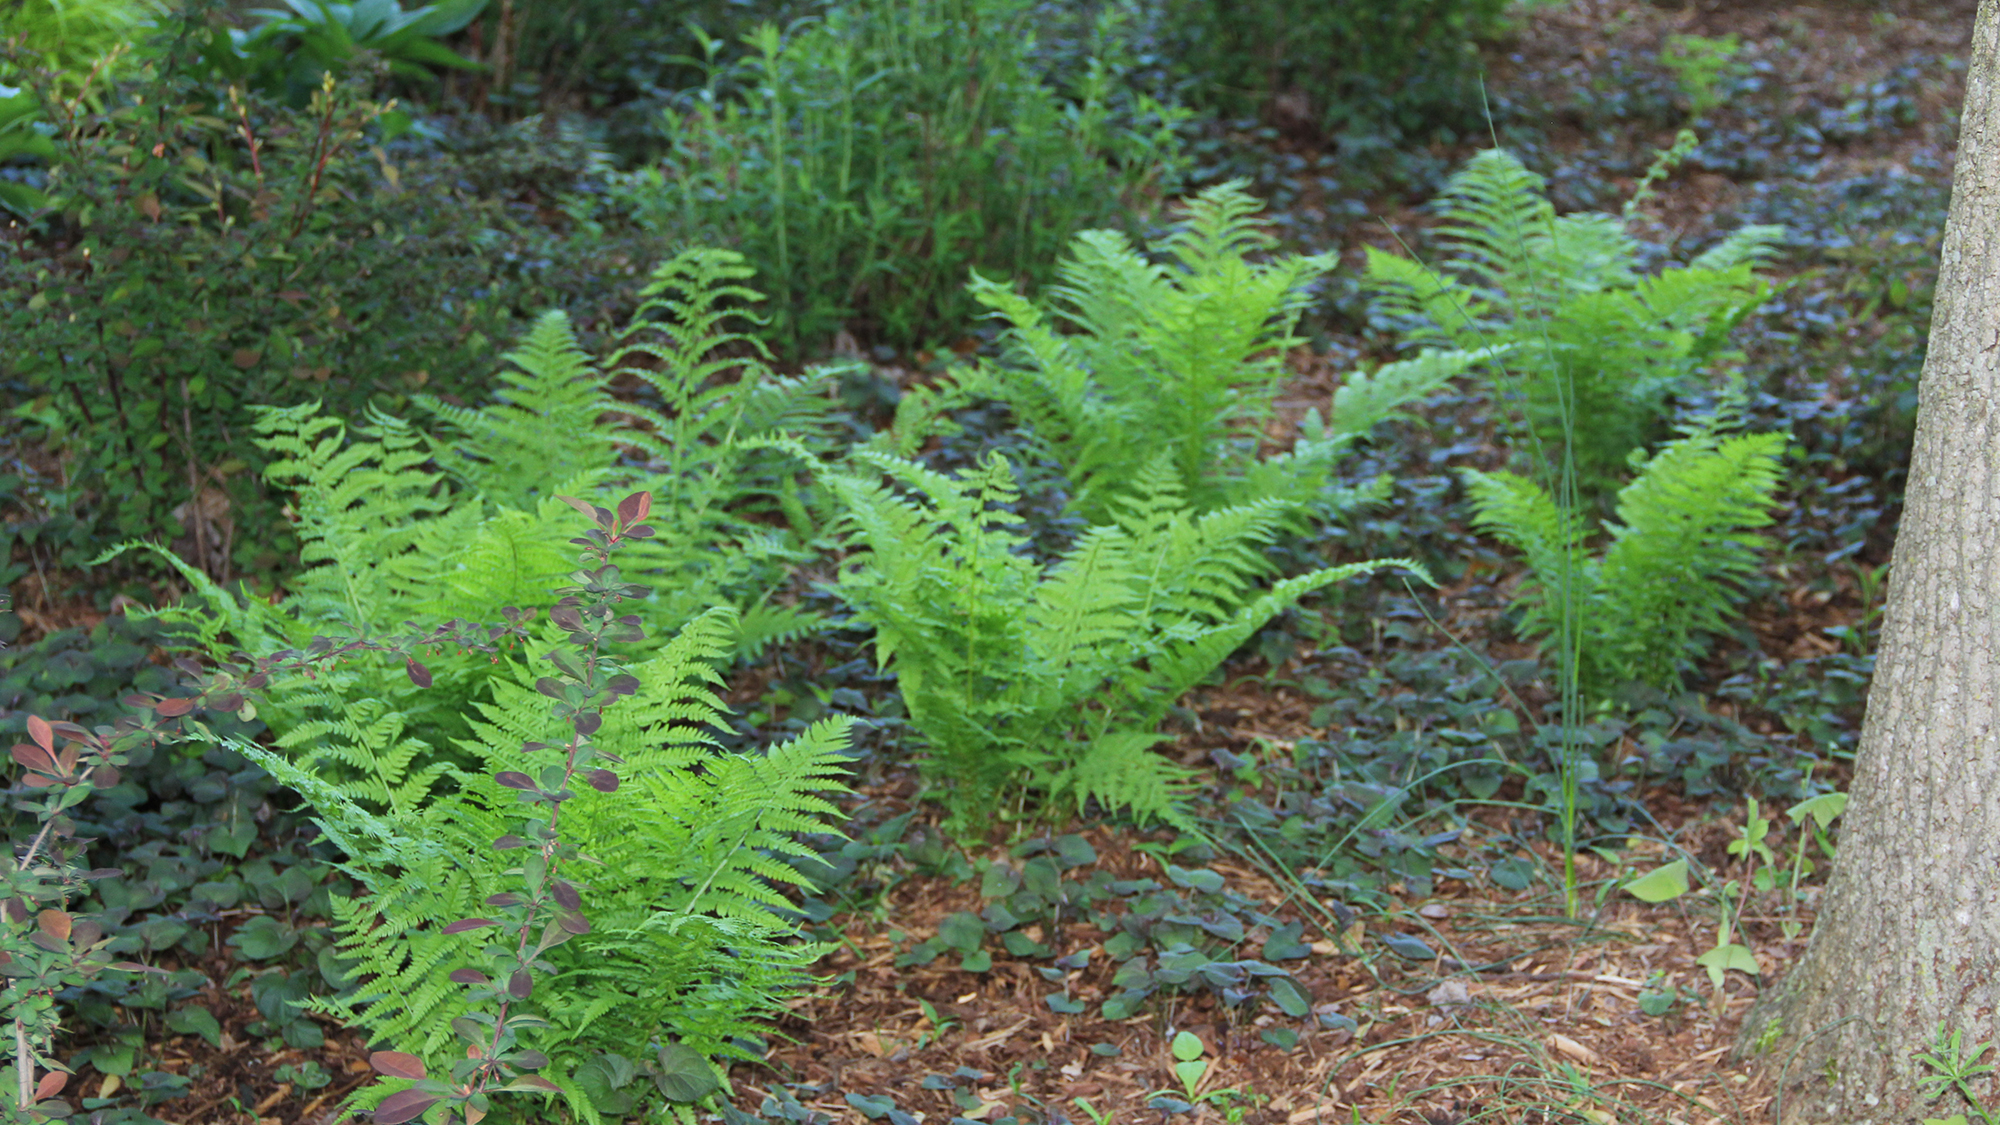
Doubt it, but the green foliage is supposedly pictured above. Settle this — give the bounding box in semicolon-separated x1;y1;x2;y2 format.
0;0;160;90
1916;1024;2000;1125
102;247;830;818
0;715;166;1123
971;179;1491;518
1365;147;1783;498
262;499;851;1125
828;448;1423;829
0;615;183;738
1144;0;1509;140
207;0;488;107
1658;33;1748;119
1460;415;1786;698
426;247;835;659
0;48;640;584
603;0;1188;358
466;0;800;124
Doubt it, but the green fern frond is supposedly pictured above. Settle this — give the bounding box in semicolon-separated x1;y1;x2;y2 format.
417;310;619;507
253;402;451;631
1330;347;1505;440
272;697;456;816
1690;224;1786;272
830;448;1427;829
1050;731;1194;830
1595;429;1785;687
974;181;1338;517
1463;424;1785;695
1365;147;1782;498
299;605;850;1111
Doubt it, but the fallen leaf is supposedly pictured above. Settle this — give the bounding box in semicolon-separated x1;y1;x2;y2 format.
1549;1032;1602;1066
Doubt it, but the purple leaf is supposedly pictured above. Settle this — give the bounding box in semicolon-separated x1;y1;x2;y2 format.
573;711;602;736
606;675;640;697
485;893;523;908
405;658;432;688
373;1090;440;1125
616;491;651;527
587;769;618;793
442;918;497;935
495;772;536;790
448;968;489;985
626;524;656;538
552;880;582;910
493;835;528;850
534;677;566;700
558;911;591;935
370;1051;428;1080
508;970;533;999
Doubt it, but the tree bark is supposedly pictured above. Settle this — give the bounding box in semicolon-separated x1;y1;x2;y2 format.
1738;4;2000;1121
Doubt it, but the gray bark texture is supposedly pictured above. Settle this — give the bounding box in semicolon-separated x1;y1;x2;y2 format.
1738;3;2000;1120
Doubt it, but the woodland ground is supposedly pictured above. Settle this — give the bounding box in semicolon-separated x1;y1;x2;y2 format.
0;0;1972;1122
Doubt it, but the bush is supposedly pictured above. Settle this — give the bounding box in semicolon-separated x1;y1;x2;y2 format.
1142;0;1510;142
0;43;657;587
601;0;1188;359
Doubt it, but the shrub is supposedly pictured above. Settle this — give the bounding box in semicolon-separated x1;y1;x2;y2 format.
1460;405;1786;700
0;47;654;585
1142;0;1510;141
1364;147;1783;500
827;449;1423;830
969;179;1494;519
601;0;1188;359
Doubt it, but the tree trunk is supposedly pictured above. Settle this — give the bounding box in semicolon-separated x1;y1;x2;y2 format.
1737;4;2000;1121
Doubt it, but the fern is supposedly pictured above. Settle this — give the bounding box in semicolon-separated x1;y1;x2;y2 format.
106;252;839;832
970;180;1486;518
1462;416;1786;697
1365;147;1783;498
828;449;1424;829
287;606;850;1123
418;310;620;508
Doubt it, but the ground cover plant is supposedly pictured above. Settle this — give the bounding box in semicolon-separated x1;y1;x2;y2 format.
0;0;1968;1121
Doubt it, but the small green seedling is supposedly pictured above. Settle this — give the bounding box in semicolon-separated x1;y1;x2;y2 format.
1163;1031;1249;1110
1171;1031;1208;1099
1636;973;1683;1018
1916;1024;1999;1125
